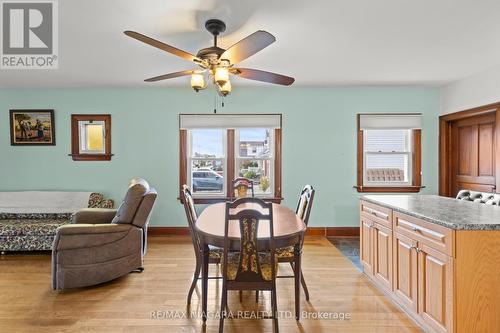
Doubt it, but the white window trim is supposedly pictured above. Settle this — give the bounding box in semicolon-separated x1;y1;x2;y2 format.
362;129;413;187
187;129;227;197
78;120;106;155
235;129;275;197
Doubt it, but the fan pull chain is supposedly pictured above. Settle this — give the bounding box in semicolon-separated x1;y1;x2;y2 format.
213;92;217;114
212;90;226;114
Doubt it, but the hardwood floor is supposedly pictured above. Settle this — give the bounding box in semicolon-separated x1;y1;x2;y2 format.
0;236;422;333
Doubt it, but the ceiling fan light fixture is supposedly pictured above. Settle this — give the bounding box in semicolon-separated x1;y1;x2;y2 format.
190;72;206;91
219;79;232;96
214;67;229;85
125;19;295;94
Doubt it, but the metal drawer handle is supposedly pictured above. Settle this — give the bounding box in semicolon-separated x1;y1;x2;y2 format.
410;246;422;253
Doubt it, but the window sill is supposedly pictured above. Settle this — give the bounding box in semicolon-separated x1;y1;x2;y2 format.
68;153;114;161
353;185;425;193
178;196;284;204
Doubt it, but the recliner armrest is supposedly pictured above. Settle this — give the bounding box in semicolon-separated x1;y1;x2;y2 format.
53;223;134;251
57;223;131;235
71;208;117;224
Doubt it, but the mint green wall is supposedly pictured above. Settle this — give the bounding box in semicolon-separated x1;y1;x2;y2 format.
0;87;439;227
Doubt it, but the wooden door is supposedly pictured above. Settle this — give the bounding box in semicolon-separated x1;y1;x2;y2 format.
372;222;392;291
360;216;373;275
451;112;497;195
418;244;454;333
393;231;418;313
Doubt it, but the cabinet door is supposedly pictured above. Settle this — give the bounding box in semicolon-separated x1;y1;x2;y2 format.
360;216;373;275
393;231;418;313
418;244;454;333
373;223;393;291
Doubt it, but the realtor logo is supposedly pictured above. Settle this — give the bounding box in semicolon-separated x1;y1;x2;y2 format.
1;0;58;69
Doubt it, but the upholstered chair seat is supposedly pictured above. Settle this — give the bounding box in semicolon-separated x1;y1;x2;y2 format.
276;246;295;259
222;251;279;281
208;245;224;259
456;190;500;205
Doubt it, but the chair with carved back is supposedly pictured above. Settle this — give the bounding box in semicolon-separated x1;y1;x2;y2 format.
181;185;223;305
231;177;255;200
275;185;315;301
219;197;279;333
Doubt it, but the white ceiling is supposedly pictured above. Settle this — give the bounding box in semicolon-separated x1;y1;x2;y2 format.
2;0;500;88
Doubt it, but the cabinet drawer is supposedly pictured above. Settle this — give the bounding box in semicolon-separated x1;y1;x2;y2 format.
360;200;392;229
393;212;454;256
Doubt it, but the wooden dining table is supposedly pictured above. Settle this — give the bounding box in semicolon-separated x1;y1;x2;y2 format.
195;202;307;321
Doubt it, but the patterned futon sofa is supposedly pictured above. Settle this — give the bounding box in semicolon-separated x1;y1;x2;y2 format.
0;193;113;251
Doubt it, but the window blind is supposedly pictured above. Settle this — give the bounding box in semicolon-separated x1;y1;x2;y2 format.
180;114;281;129
359;114;422;130
364;130;407;152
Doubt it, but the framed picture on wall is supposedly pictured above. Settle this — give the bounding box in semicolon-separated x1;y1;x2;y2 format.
9;109;56;146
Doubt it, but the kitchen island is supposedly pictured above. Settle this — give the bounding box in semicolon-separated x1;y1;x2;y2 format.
359;195;500;333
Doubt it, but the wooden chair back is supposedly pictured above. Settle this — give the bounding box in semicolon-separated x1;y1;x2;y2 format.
295;185;315;226
231;177;255;199
181;185;202;257
223;197;275;283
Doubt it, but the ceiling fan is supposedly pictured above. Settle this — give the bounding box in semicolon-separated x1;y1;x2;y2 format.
124;19;295;96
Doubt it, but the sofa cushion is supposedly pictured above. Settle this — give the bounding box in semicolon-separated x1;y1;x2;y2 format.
0;212;72;220
0;219;69;236
88;193;115;209
0;235;55;251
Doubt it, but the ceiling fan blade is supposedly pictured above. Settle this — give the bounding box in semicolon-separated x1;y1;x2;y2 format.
144;70;195;82
220;31;275;64
124;31;203;64
231;68;295;86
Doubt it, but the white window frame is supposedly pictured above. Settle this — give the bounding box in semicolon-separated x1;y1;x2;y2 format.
187;129;227;197
362;129;413;187
78;120;106;155
235;128;275;197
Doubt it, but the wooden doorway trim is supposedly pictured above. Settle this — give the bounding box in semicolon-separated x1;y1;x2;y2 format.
439;102;500;196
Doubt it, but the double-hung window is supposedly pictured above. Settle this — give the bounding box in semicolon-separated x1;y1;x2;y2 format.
180;114;282;203
357;113;422;192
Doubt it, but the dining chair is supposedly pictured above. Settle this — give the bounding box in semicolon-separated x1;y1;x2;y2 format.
181;185;223;305
275;185;315;301
231;177;255;199
219;197;279;333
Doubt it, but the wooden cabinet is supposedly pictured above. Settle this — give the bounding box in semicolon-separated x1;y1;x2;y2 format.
418;244;454;333
360;203;393;293
360;199;500;333
360;216;374;275
360;201;457;333
372;222;392;291
393;231;418;313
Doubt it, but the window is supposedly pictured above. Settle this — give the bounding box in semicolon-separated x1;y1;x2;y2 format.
79;121;106;154
189;129;226;196
70;114;112;161
179;114;282;203
357;114;422;192
236;128;273;196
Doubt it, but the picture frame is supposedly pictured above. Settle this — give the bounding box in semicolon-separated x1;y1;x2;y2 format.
9;109;56;146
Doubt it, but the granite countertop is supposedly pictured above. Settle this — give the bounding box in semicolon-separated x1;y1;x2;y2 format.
361;195;500;230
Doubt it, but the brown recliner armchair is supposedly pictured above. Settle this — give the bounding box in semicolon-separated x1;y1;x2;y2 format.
52;178;157;290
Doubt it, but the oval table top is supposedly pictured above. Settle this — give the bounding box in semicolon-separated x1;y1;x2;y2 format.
195;202;306;248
